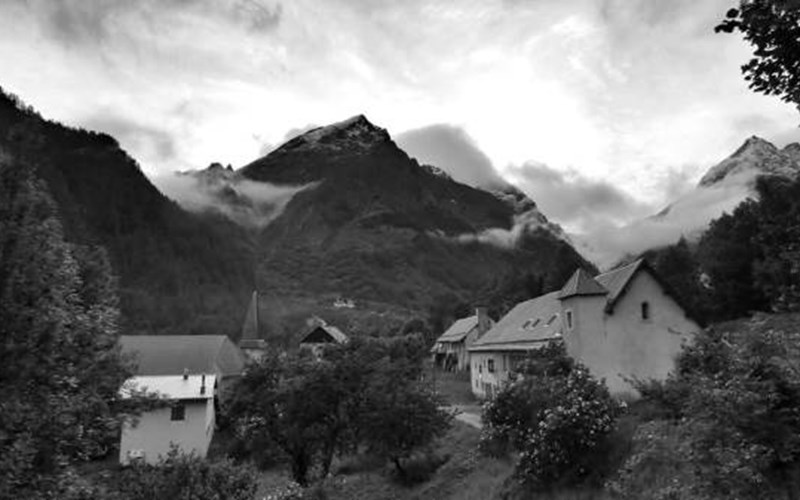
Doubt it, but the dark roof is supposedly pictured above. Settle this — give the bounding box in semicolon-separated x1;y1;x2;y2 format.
435;315;478;343
557;268;608;299
299;322;348;344
120;335;246;378
469;292;563;352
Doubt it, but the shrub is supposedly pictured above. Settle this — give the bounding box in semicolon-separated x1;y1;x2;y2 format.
116;448;258;500
482;343;619;491
620;320;800;499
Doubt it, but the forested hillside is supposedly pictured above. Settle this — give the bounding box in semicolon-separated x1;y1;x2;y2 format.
0;88;255;336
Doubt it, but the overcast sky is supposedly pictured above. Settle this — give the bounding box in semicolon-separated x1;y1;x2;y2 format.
2;0;799;234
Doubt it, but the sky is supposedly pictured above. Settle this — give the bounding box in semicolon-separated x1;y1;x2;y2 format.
1;0;799;254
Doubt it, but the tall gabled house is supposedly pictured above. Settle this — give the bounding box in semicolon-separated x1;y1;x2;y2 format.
431;306;493;371
469;259;700;398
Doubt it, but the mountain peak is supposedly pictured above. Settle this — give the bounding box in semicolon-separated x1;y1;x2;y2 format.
273;114;390;157
698;136;799;187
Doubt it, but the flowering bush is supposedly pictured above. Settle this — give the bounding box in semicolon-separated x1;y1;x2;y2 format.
482;343;619;490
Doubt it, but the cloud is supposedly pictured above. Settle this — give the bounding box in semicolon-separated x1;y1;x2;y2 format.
572;174;754;268
82;115;177;161
18;0;283;47
152;171;310;227
396;124;506;187
505;161;655;232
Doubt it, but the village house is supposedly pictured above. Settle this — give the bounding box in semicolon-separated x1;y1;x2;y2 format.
117;335;247;465
431;306;493;371
119;373;216;465
469;259;701;398
299;317;349;356
120;335;247;400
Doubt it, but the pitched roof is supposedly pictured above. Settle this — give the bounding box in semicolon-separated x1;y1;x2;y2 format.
120;335;246;378
120;375;216;400
594;259;644;311
469;292;563;352
299;323;349;344
557;268;608;299
435;315;478;343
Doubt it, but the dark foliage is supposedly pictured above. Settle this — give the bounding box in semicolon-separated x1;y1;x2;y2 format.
114;448;258;500
0;86;254;337
621;315;800;499
225;336;451;485
642;175;800;322
0;161;130;498
716;0;800;112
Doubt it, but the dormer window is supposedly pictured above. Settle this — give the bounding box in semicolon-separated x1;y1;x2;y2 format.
641;301;650;321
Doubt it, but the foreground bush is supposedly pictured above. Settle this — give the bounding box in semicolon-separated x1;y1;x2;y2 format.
614;317;800;499
116;449;258;500
482;343;619;491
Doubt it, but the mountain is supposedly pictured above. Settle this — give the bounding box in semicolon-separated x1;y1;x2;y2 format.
0;87;254;336
0;87;591;340
652;136;800;227
238;115;590;326
580;135;800;268
697;136;800;187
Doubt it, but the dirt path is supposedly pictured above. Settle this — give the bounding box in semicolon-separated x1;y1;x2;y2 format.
448;405;483;429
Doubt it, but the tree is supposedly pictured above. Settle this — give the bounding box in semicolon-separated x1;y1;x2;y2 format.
0;161;131;498
226;336;452;485
358;361;452;478
716;1;800;112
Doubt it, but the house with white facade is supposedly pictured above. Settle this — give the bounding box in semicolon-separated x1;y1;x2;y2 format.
119;373;216;465
431;307;493;371
120;335;246;401
469;259;701;398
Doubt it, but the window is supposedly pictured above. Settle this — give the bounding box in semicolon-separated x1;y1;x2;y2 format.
641;301;650;321
487;359;495;373
170;403;186;421
546;313;558;326
566;310;573;330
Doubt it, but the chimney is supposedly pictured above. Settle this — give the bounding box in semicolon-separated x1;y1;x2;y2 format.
200;374;206;395
183;368;189;381
476;306;490;336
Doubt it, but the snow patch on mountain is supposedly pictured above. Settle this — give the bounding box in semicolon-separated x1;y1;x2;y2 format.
273;114;390;156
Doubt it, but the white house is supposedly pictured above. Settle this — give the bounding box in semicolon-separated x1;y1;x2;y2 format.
469;259;701;398
119;335;246;401
431;307;493;372
119;374;216;465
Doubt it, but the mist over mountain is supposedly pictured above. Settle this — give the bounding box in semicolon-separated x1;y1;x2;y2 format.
575;135;800;268
0;90;592;339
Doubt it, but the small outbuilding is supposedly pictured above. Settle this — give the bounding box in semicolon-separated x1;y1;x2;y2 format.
119;374;216;465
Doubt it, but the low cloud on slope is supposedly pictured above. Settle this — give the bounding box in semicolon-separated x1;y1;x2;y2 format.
395;122;740;268
152;171;310;227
